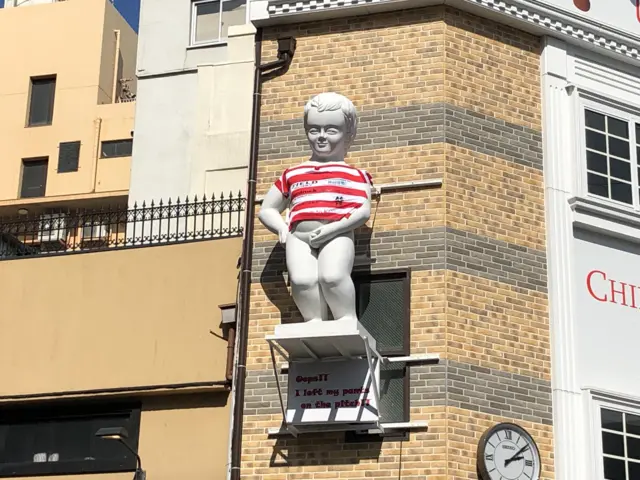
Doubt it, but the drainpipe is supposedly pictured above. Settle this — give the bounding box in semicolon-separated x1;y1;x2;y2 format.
91;117;103;193
228;31;296;480
112;30;121;102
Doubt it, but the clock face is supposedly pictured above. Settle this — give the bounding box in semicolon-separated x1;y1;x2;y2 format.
477;423;541;480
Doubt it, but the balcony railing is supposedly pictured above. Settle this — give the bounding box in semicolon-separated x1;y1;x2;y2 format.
0;193;245;260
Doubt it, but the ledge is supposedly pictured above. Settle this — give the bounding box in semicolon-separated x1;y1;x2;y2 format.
569;196;640;244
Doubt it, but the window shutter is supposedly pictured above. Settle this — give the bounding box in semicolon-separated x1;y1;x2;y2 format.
58;141;81;173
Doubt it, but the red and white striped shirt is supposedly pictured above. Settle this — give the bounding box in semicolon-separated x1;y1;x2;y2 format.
274;162;373;230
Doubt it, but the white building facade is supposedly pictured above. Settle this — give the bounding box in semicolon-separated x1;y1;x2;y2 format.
129;0;256;203
540;4;640;478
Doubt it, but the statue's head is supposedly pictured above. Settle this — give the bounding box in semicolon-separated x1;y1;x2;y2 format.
303;92;358;161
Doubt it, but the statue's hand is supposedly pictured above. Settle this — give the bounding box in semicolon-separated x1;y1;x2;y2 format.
308;224;336;248
278;227;289;245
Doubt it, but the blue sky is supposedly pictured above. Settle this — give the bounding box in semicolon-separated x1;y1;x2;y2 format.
0;0;140;32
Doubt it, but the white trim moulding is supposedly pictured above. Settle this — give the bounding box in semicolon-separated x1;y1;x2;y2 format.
570;196;640;245
251;0;640;67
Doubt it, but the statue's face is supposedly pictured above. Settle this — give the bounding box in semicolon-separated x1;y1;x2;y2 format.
306;108;347;160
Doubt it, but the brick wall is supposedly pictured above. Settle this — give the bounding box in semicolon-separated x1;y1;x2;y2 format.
242;6;553;479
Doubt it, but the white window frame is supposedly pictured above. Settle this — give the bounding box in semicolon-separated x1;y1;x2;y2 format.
577;93;640;212
588;390;640;480
190;0;245;46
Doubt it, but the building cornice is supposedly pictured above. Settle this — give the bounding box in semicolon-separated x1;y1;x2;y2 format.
250;0;640;66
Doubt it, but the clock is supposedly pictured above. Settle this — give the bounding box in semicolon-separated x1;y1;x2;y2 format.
477;422;541;480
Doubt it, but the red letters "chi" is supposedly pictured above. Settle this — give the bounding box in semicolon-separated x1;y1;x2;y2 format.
586;270;639;309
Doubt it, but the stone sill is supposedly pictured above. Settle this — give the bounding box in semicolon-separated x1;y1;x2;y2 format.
569;196;640;244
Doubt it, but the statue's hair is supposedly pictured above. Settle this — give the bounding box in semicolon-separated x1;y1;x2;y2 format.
303;92;358;149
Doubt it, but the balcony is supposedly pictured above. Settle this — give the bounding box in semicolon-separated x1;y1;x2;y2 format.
0;193;245;396
0;193;245;259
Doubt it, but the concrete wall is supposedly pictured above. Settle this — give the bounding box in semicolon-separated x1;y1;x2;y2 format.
0;0;137;204
0;238;241;395
129;1;255;204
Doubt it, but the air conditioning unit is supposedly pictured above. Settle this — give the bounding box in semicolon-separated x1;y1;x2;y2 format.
38;213;68;244
82;223;109;240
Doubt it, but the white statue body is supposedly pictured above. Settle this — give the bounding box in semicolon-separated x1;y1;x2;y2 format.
258;93;373;323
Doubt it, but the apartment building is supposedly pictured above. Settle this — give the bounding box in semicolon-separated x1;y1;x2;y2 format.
0;1;246;479
0;0;137;218
228;1;640;479
128;0;256;203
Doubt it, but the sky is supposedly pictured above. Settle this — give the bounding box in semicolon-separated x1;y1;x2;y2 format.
0;0;140;32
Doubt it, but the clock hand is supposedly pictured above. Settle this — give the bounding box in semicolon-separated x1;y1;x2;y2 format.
504;445;530;467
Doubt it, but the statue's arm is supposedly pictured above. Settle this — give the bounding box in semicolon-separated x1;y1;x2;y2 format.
308;180;372;247
257;185;289;243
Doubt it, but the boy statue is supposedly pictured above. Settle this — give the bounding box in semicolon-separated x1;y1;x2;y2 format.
258;92;373;324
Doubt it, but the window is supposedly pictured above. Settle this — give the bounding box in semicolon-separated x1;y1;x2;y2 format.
20;158;48;198
191;0;246;45
583;106;640;207
27;76;56;126
101;139;133;158
58;141;81;173
598;406;640;479
352;269;410;424
0;402;141;477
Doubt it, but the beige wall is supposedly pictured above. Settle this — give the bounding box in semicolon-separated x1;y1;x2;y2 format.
0;0;137;203
0;238;242;395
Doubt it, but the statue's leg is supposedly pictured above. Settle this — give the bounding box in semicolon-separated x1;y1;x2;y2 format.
317;232;357;322
286;232;325;322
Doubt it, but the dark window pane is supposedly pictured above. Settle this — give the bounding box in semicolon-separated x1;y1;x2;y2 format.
636;123;640;145
354;273;408;355
587;151;608;175
610;158;631;181
603;409;624;432
587;130;607;153
628;437;640;461
603;432;625;456
611;180;633;204
0;404;140;477
629;461;640;480
604;457;626;480
588;173;609;199
586;109;606;131
20;159;48;198
101;140;133;158
28;77;56;126
629;414;640;436
379;362;407;423
609;137;630;159
608;116;629;139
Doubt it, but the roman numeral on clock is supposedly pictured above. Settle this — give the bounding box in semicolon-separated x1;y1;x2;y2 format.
505;431;512;440
485;454;494;461
525;460;533;467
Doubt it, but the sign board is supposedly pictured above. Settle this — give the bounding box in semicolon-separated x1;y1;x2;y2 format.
287;359;379;425
539;0;640;38
573;228;640;397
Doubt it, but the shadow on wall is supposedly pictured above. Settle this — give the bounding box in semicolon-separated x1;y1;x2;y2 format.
259;224;374;325
269;431;383;467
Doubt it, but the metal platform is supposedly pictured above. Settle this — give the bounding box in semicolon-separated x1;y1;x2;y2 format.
265;319;441;436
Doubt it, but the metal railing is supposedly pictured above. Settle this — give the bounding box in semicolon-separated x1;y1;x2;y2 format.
0;193;245;260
